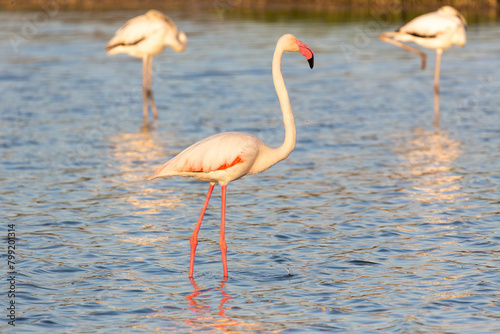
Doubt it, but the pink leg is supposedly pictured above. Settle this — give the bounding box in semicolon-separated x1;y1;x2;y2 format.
189;183;215;278
220;185;228;278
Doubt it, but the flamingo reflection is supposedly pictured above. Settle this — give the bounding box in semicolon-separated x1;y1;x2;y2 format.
109;130;185;215
398;128;463;203
185;278;259;331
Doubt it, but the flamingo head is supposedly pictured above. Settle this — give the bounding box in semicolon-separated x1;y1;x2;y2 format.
439;6;467;27
170;30;187;52
280;34;314;69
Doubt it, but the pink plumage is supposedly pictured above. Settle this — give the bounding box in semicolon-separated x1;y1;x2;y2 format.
148;132;261;184
106;10;187;127
147;34;314;278
379;6;467;126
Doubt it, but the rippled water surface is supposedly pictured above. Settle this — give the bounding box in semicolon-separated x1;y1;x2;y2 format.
1;9;500;333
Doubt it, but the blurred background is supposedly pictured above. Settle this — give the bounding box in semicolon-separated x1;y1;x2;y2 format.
2;0;500;21
1;0;499;333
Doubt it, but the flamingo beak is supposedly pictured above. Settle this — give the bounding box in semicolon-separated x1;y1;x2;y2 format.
297;40;314;69
459;13;468;30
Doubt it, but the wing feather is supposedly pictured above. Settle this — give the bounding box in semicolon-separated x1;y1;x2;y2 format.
399;11;460;38
105;12;170;52
148;132;261;179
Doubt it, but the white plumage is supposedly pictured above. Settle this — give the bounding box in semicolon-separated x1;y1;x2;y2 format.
379;6;467;126
394;6;466;52
148;132;262;185
106;10;187;126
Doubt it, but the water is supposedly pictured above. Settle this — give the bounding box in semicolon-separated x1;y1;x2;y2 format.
1;9;500;333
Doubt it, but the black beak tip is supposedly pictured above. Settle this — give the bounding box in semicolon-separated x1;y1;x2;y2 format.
307;56;314;69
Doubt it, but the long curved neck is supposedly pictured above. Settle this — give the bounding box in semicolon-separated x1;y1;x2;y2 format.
248;41;297;176
269;43;296;162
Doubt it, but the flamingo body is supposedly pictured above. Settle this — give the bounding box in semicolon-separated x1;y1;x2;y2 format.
106;10;187;57
393;6;466;50
106;10;187;126
379;6;467;126
148;132;265;185
148;34;314;278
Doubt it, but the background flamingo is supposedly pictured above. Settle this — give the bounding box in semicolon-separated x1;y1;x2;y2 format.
379;6;467;126
106;10;187;127
147;34;314;278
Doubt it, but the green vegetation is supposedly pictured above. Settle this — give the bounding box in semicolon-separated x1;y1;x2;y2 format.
1;0;498;22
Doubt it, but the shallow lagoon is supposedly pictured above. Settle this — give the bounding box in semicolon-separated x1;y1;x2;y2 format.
1;9;500;333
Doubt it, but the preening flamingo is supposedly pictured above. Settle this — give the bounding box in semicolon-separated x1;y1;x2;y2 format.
379;6;467;126
147;34;314;278
106;10;187;127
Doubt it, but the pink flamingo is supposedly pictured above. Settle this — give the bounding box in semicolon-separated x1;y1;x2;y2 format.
379;6;467;126
106;10;187;127
147;34;314;278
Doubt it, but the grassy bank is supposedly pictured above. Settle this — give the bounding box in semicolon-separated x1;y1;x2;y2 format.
1;0;498;21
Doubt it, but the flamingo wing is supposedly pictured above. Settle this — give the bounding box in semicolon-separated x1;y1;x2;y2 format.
105;13;169;53
399;12;460;38
148;132;261;180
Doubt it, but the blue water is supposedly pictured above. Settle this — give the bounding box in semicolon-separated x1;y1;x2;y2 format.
1;9;500;333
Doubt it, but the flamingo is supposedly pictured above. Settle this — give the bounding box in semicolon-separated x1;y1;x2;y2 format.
106;10;187;127
379;6;467;126
147;34;314;278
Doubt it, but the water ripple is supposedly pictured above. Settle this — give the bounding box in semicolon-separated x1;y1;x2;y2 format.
1;10;499;334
